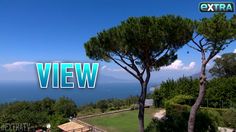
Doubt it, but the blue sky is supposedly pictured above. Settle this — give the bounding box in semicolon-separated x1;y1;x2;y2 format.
0;0;235;82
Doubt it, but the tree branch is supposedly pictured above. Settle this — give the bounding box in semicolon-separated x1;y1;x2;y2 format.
191;38;202;50
193;33;199;39
206;44;224;64
129;55;142;77
108;55;141;81
187;43;201;52
199;38;205;48
141;68;146;76
113;51;146;80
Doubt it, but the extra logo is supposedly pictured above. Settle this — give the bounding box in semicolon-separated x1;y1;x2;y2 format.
199;2;234;12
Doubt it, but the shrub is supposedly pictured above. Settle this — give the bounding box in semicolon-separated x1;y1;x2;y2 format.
145;104;219;132
154;76;236;109
164;95;194;107
152;89;163;108
53;97;77;118
221;109;236;128
146;95;224;132
96;100;108;113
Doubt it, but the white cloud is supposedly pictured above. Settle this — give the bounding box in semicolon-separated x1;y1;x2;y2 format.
183;62;196;70
2;61;35;71
213;55;221;60
161;60;196;71
234;49;236;53
101;65;124;72
101;60;196;72
101;65;107;70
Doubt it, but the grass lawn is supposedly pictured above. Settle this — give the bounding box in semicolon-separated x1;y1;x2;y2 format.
82;108;157;132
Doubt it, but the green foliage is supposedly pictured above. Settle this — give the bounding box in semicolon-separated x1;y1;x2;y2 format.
206;76;236;108
96;100;109;113
154;76;236;108
84;15;193;70
152;89;163;108
165;95;194;107
145;105;219;132
201;108;236;128
221;109;236;128
195;109;222;132
0;97;77;131
78;96;139;115
149;75;236;131
0;101;49;130
49;114;68;132
109;99;124;110
160;77;199;99
53;97;77;118
196;13;236;53
78;105;96;115
124;96;139;106
145;104;221;132
210;53;236;77
152;77;199;107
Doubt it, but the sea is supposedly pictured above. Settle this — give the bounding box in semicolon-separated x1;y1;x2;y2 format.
0;81;155;106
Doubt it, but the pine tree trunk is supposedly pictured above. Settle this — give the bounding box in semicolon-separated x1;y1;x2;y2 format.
136;65;150;132
188;63;207;132
138;97;145;132
138;71;150;132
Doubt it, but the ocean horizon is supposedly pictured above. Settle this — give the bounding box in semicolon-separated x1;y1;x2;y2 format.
0;81;155;106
